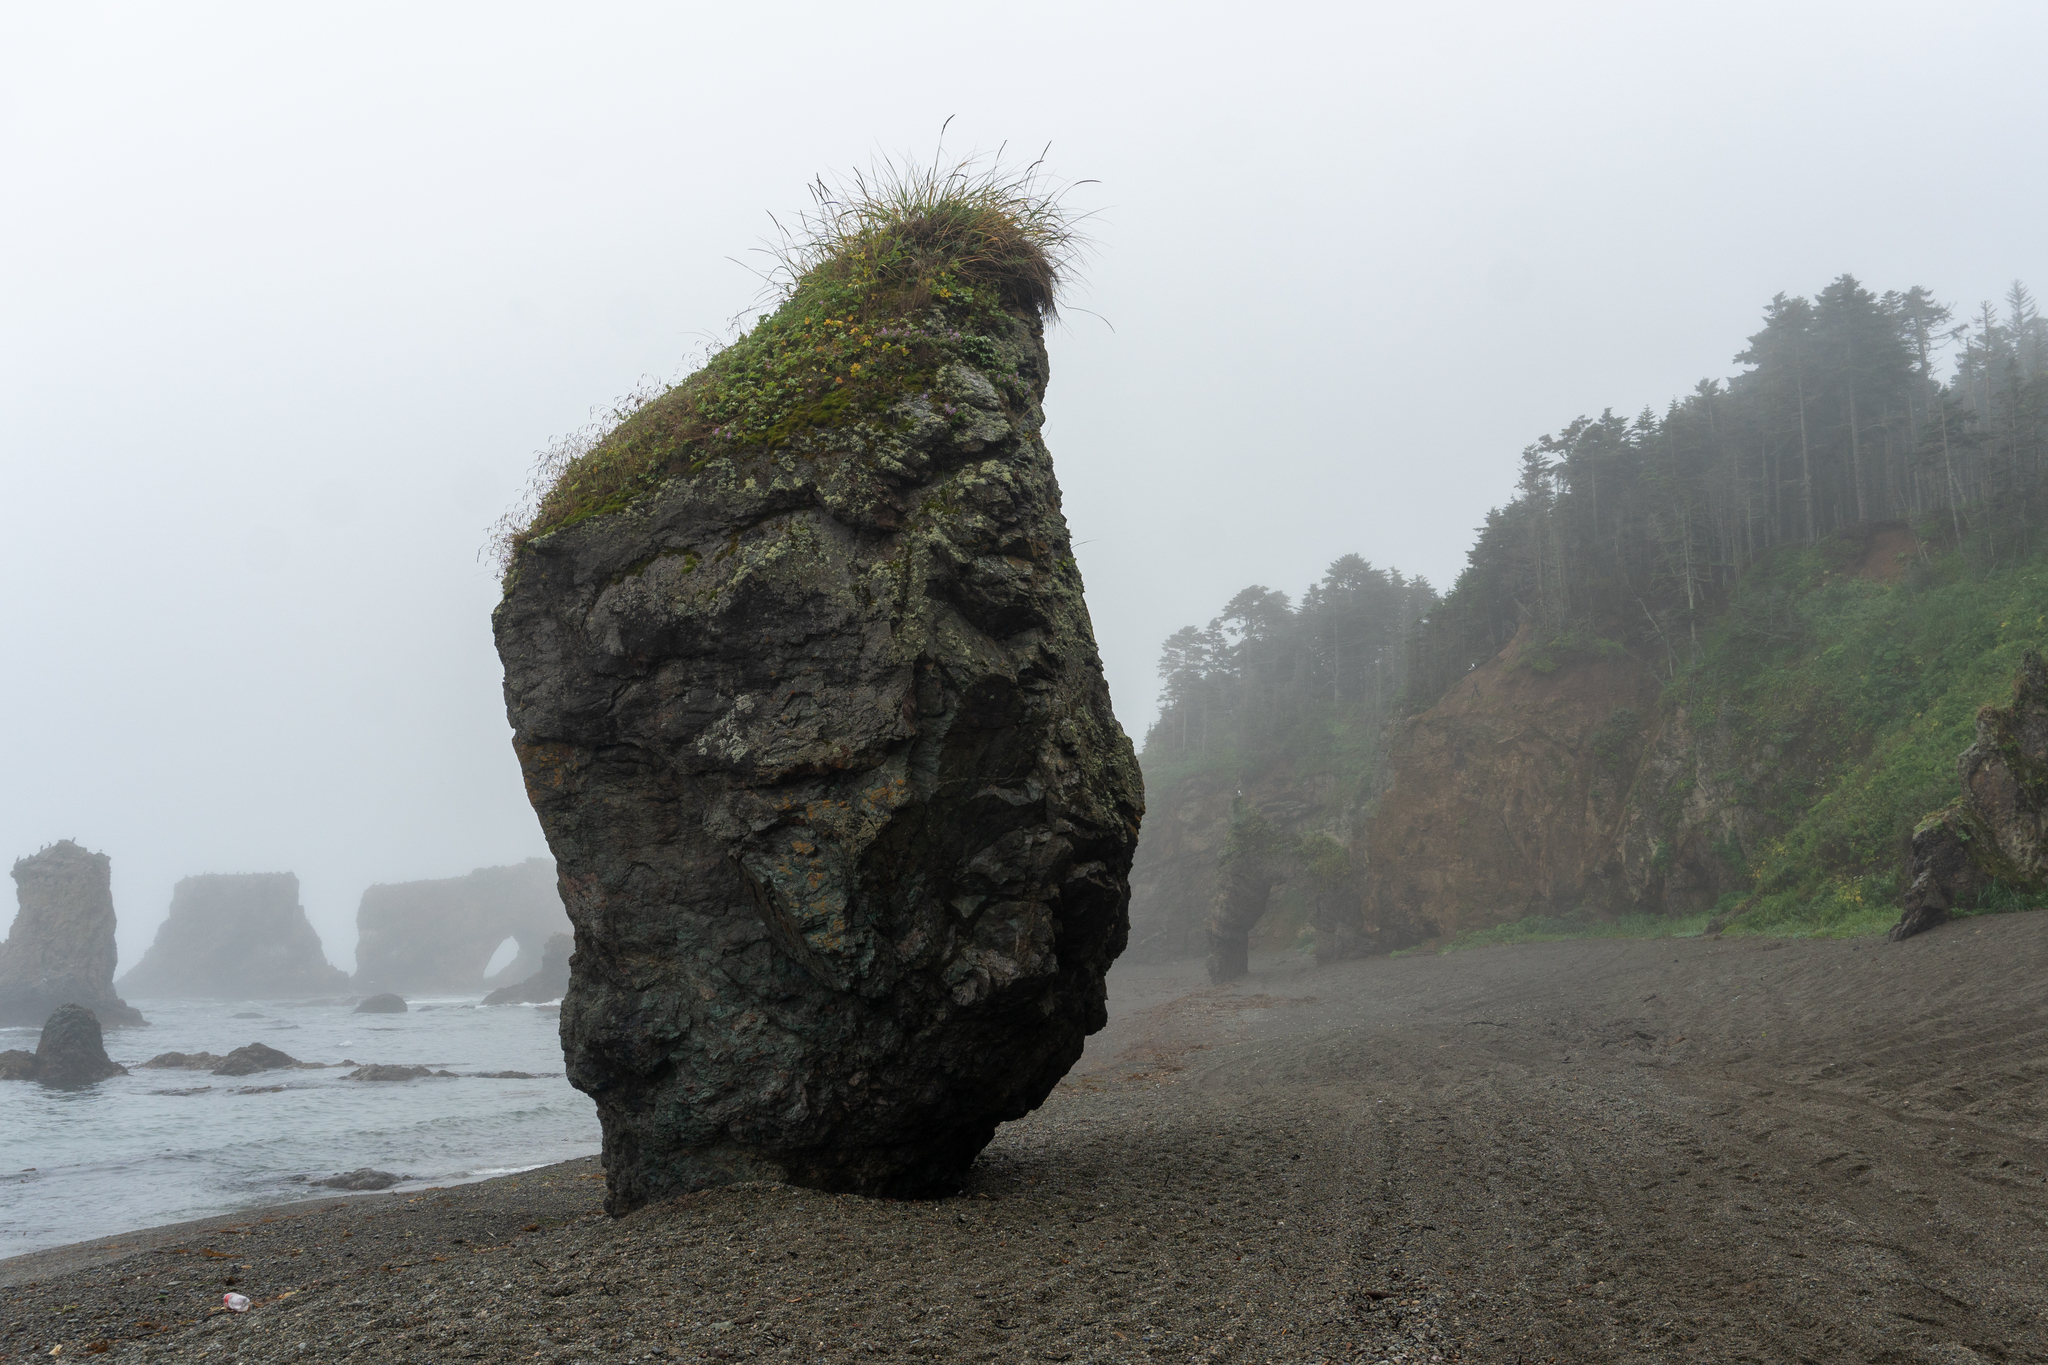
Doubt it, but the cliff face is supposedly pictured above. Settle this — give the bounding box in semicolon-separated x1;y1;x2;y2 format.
353;858;569;995
1358;630;1661;946
496;309;1141;1210
117;873;350;1000
0;841;144;1027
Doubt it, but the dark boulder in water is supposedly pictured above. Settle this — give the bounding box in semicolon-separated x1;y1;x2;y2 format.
345;1063;454;1081
481;933;571;1006
212;1042;303;1076
0;1049;37;1080
117;873;350;1000
353;992;408;1014
0;841;145;1027
493;195;1142;1212
31;1003;127;1088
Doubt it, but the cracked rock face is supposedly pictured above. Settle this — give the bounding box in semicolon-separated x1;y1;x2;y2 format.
495;312;1141;1210
0;841;144;1028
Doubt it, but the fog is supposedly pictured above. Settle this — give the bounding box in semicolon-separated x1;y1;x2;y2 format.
3;1;2042;970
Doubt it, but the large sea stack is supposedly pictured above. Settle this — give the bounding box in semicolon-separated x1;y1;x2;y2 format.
494;170;1142;1210
117;873;351;999
0;842;144;1027
353;858;569;995
482;931;571;1005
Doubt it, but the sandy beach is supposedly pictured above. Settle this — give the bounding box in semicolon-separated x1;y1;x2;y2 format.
5;912;2046;1364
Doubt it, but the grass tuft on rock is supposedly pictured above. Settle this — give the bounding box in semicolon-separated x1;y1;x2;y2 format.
493;153;1084;567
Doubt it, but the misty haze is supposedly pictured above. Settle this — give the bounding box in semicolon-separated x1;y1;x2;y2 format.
5;4;2048;1363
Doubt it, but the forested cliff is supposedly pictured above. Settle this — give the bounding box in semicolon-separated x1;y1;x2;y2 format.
1129;277;2048;961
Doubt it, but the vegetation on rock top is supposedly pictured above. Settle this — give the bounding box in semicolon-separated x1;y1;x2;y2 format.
494;155;1083;565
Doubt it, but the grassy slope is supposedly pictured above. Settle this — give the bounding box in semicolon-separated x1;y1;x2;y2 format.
1430;528;2048;953
1713;535;2048;936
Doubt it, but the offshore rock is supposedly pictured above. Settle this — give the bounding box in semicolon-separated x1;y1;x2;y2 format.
346;1064;452;1081
353;992;408;1014
482;932;571;1005
0;841;145;1027
1891;650;2048;941
140;1051;226;1070
496;313;1141;1210
352;859;569;995
33;1003;127;1088
212;1042;303;1076
117;873;351;1000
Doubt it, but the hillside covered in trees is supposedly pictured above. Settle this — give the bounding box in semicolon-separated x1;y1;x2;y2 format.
1129;277;2048;962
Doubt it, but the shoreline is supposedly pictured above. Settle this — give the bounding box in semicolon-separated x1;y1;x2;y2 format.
4;922;2044;1362
0;1156;603;1289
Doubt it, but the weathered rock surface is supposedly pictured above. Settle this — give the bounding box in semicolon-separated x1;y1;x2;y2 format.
352;859;569;995
0;842;145;1027
496;312;1141;1209
1891;650;2048;940
117;873;350;1000
482;933;571;1005
30;1003;127;1087
353;992;408;1014
0;1049;37;1080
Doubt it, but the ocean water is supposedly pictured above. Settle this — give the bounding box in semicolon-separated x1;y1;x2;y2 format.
0;996;600;1257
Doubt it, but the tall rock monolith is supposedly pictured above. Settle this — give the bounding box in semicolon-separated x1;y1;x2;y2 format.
0;841;145;1027
494;188;1142;1210
117;873;351;999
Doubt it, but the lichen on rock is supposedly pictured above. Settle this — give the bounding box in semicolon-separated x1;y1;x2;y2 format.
494;162;1141;1210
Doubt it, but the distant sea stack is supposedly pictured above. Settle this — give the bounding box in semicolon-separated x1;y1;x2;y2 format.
352;858;569;995
482;932;570;1005
493;170;1143;1210
0;841;145;1027
117;873;350;999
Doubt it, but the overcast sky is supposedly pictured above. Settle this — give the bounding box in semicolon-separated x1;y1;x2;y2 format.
4;1;2044;971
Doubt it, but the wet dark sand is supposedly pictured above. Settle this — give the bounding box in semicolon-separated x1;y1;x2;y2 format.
6;912;2047;1363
